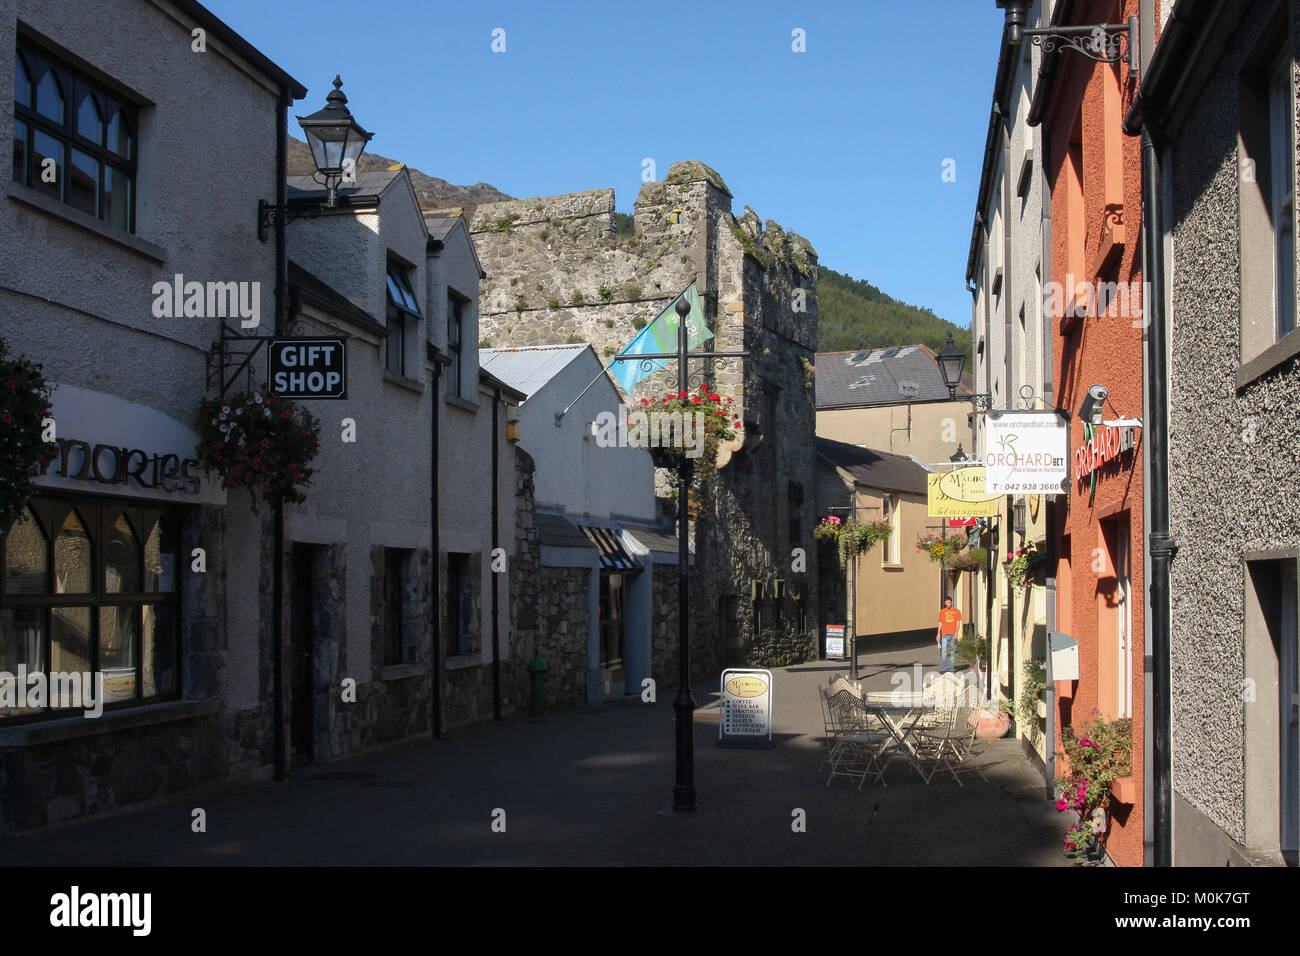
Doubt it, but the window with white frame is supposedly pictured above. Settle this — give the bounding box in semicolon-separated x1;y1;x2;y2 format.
882;494;901;565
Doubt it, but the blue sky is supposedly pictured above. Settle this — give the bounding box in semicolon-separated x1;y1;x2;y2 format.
212;0;1003;331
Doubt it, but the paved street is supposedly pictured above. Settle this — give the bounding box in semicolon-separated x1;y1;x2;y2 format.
1;638;1068;866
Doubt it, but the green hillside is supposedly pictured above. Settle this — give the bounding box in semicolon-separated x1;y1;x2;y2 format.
817;266;970;356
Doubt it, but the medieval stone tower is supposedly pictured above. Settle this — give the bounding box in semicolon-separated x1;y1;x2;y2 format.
470;160;819;678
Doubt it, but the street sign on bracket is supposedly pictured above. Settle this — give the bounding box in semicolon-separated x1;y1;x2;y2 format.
267;337;348;399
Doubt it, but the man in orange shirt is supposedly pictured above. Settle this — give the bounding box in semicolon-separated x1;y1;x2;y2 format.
936;597;962;673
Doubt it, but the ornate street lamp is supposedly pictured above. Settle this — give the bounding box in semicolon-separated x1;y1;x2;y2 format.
936;333;992;412
296;75;373;207
937;332;967;400
257;76;373;240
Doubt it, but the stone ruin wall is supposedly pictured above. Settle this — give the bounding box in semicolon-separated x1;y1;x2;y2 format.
471;161;822;671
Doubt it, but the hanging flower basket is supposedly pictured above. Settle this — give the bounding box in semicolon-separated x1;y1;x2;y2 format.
639;383;740;505
915;531;967;563
944;547;987;573
1003;546;1049;589
195;389;322;504
0;337;58;535
815;517;892;569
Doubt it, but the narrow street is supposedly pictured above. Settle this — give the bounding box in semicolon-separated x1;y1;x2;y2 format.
0;638;1066;866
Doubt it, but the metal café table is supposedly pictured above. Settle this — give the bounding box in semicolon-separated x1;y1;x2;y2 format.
862;689;939;780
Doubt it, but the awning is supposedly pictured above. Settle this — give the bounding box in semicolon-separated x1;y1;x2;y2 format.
581;526;641;573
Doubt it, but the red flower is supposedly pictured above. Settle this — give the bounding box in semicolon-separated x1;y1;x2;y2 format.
1;413;10;423
709;393;720;402
281;411;290;419
700;382;710;391
725;397;733;403
4;380;13;388
691;395;701;404
252;458;262;467
678;391;687;399
261;439;269;447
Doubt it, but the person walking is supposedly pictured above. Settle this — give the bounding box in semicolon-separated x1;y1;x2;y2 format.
936;597;962;673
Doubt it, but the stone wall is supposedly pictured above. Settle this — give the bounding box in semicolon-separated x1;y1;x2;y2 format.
533;565;591;710
471;160;821;679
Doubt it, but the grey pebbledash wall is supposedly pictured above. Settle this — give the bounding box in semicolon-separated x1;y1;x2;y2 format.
471;160;821;677
1164;3;1300;864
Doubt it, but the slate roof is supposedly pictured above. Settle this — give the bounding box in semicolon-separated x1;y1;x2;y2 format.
624;524;692;558
536;512;595;550
815;344;974;409
815;437;930;496
287;170;402;202
480;344;591;400
424;217;462;241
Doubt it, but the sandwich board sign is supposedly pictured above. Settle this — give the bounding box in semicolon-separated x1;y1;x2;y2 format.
718;668;773;749
825;624;845;660
267;338;348;399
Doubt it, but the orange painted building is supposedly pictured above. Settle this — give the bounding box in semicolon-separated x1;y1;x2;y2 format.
1037;0;1147;866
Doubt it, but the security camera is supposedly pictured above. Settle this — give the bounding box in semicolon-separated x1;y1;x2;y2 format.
1078;384;1108;425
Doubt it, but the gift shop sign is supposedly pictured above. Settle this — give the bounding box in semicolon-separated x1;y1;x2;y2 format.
268;338;347;400
1074;424;1135;481
984;412;1069;495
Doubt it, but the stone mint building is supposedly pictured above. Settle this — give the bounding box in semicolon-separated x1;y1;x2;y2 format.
468;161;821;673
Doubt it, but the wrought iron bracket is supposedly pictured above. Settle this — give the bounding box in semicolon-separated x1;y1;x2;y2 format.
1024;16;1138;78
969;393;993;413
207;321;277;396
257;199;325;242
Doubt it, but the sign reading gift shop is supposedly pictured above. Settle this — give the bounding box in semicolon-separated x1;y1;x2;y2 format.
718;668;773;748
983;411;1070;495
267;338;347;400
34;385;226;506
927;467;999;518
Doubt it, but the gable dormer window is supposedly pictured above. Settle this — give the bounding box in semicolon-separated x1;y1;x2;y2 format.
385;258;421;376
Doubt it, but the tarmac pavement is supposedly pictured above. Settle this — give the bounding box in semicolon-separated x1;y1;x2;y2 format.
0;637;1071;866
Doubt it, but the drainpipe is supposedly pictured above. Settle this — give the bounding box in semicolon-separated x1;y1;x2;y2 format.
431;360;442;739
1140;124;1175;868
271;83;289;781
1041;118;1058;792
492;387;502;720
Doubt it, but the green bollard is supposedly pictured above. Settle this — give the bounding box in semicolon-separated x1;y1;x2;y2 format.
526;653;549;716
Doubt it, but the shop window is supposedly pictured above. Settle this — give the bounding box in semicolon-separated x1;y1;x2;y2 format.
0;497;180;720
13;40;136;231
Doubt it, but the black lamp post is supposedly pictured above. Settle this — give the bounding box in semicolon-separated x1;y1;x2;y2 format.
608;293;749;813
257;76;373;240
